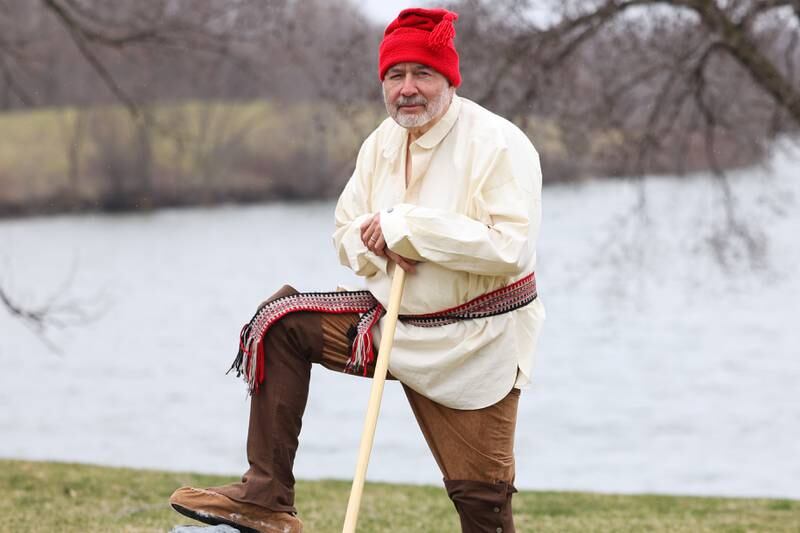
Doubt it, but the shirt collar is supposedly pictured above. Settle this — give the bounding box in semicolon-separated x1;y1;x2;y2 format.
382;94;462;159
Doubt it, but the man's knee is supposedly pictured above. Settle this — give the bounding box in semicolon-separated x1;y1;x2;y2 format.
258;285;299;312
257;285;309;341
444;479;516;533
258;287;323;360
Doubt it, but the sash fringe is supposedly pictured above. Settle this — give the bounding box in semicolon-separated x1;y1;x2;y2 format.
229;273;537;395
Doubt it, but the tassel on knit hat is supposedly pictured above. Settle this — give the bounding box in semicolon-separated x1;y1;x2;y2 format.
379;8;461;87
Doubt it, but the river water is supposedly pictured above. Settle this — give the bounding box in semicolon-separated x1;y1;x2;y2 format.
1;144;799;499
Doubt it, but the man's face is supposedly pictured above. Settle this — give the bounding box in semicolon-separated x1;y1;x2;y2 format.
382;62;454;129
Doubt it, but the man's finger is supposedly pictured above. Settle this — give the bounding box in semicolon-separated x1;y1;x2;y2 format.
366;220;382;248
386;250;416;273
364;229;376;249
387;249;419;266
396;257;416;273
361;214;378;243
374;234;386;256
362;220;377;246
364;217;376;236
386;248;419;267
360;217;372;240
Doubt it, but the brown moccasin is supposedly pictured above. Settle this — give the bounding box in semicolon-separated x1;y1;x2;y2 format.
169;486;303;533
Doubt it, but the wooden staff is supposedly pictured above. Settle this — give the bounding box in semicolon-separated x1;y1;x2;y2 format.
342;266;407;533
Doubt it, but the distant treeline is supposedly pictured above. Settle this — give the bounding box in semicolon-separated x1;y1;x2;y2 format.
0;0;797;216
0;101;383;216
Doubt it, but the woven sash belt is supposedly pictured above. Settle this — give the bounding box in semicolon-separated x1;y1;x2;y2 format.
229;272;537;394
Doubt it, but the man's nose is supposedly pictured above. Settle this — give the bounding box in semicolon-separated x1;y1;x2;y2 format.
399;74;417;96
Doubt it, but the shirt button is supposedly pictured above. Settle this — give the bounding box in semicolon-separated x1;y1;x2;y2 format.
493;506;500;513
496;528;503;533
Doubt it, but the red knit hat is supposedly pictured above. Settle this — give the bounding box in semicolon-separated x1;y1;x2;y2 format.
379;8;461;87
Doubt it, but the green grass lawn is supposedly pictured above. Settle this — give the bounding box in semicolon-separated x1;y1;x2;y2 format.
1;460;797;532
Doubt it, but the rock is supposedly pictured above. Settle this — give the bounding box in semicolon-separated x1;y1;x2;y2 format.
170;525;241;533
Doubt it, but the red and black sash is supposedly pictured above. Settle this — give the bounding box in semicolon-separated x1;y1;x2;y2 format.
229;273;537;394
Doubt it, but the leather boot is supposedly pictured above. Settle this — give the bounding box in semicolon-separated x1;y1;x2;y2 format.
210;285;324;514
170;486;303;533
444;479;517;533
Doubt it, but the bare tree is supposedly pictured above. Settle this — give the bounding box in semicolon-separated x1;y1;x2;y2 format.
450;0;799;266
0;0;249;331
453;0;799;177
0;0;383;326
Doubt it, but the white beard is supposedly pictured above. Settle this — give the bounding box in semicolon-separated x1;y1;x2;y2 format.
384;87;453;129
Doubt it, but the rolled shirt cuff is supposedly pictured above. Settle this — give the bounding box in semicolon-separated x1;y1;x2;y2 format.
381;204;424;262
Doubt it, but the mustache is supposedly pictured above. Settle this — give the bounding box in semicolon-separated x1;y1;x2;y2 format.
395;96;428;107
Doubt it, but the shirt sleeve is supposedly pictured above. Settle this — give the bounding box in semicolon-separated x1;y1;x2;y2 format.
332;133;388;277
380;144;541;276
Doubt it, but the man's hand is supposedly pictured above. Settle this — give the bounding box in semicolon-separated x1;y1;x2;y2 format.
360;213;418;273
361;213;386;256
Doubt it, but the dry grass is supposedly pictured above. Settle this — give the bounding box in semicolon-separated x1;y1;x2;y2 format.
0;101;384;216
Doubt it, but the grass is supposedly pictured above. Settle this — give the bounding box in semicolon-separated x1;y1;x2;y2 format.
1;460;798;532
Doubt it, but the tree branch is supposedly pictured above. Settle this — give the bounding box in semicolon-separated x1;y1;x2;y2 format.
40;0;140;115
496;0;800;125
689;0;800;123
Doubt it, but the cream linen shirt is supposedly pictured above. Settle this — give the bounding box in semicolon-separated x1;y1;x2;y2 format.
332;94;545;409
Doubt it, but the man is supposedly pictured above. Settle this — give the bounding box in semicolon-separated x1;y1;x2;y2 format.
169;7;544;533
